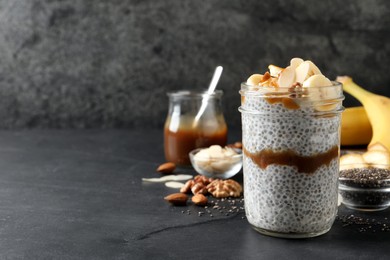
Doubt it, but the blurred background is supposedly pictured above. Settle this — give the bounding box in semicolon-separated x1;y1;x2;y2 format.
0;0;389;129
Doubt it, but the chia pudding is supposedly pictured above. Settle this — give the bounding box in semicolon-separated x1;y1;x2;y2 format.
239;58;344;238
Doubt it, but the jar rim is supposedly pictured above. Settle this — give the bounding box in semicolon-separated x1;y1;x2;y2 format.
167;89;224;99
239;80;344;114
238;105;345;115
240;81;343;95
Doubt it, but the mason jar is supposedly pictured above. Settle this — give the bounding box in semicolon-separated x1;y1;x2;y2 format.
164;90;228;165
239;82;344;238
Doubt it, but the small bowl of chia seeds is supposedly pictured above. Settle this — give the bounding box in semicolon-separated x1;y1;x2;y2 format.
339;164;390;211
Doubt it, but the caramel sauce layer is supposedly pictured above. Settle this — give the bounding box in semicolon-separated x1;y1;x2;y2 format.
241;95;245;104
265;97;300;110
243;146;339;174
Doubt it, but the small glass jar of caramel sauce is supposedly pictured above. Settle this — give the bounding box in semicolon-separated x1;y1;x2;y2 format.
164;90;228;165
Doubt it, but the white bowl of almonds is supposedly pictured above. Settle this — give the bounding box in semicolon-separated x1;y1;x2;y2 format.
189;145;242;179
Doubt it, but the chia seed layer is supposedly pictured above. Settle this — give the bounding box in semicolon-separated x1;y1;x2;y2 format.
241;96;341;235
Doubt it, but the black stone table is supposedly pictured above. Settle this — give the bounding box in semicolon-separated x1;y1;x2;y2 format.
0;129;389;259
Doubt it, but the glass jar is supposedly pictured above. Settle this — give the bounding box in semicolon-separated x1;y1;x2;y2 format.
239;82;344;238
164;90;228;165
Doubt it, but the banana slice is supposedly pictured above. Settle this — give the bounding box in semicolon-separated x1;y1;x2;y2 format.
303;74;332;88
368;142;389;152
290;58;304;68
268;65;283;77
339;153;368;171
295;60;322;83
302;74;330;99
246;74;263;86
303;74;338;111
303;74;341;112
295;62;311;83
307;61;321;74
277;66;295;88
362;150;390;169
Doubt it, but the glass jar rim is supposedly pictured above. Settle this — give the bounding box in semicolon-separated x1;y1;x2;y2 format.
167;89;224;99
240;81;343;95
239;80;345;115
238;105;345;116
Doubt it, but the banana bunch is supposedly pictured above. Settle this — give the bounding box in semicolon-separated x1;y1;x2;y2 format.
337;76;390;168
341;106;372;146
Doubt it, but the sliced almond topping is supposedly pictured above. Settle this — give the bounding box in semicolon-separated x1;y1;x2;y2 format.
246;74;263;86
277;66;295;88
268;65;283;77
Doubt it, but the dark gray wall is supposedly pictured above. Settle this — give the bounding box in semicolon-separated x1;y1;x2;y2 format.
0;0;389;128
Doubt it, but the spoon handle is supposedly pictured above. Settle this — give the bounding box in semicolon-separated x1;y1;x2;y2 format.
193;66;223;126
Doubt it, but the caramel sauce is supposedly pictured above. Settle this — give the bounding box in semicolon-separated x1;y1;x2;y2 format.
164;127;227;165
243;146;339;174
265;97;300;110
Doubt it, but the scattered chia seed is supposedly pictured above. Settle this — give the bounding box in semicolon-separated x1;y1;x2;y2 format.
336;214;390;232
173;195;246;219
172;190;390;235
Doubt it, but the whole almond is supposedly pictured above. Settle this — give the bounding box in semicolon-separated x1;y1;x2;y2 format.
164;193;188;206
192;194;208;206
157;162;176;174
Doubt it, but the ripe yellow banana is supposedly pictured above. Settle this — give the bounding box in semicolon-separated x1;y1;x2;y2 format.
341;106;372;146
337;76;390;151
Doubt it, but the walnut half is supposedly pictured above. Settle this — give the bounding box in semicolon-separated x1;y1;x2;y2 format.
206;179;242;198
180;175;214;194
